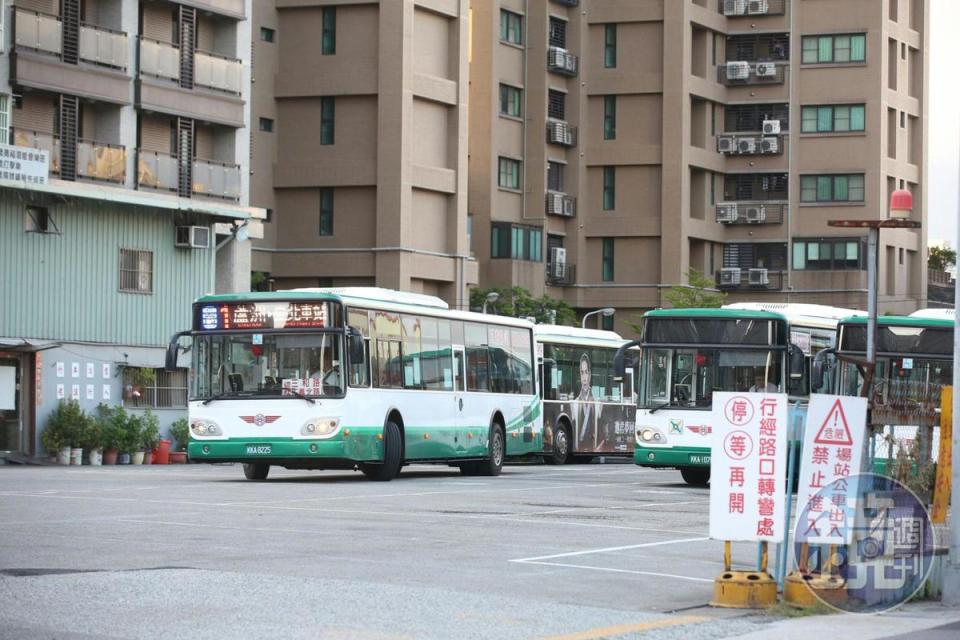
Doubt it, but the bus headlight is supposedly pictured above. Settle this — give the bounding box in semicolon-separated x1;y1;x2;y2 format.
637;427;666;444
191;420;222;437
301;418;340;437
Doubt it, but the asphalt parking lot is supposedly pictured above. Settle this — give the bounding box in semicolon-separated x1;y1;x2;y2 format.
0;462;794;639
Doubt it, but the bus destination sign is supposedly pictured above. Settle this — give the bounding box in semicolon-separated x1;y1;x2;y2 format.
196;301;328;331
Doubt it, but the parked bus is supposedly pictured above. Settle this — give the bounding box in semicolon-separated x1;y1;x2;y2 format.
166;288;541;481
622;305;859;485
535;325;638;464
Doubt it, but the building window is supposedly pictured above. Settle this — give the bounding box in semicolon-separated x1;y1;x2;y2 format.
119;249;153;294
319;188;333;236
792;239;864;270
264;208;273;223
0;94;10;143
548;90;566;120
258;117;274;132
123;368;188;409
491;223;542;261
320;97;335;145
802;34;866;64
801;105;865;133
549;17;567;48
800;174;865;203
603;95;616;140
604;24;617;68
260;27;275;43
500;10;523;45
25;205;56;233
498;157;521;190
547;161;564;192
602;238;614;281
499;84;522;118
602;166;615;211
322;7;336;55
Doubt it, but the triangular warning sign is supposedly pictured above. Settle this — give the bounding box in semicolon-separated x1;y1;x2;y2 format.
813;399;854;445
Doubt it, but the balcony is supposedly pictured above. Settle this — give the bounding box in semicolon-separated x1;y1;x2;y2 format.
77;140;126;184
137;150;179;194
14;9;62;57
547;47;578;76
716;133;784;156
179;0;246;20
546;191;576;218
80;24;128;69
716;268;785;290
719;0;786;16
715;201;786;225
193;158;241;201
719;61;786;85
14;10;128;70
546;121;577;147
138;37;180;83
12;129;61;176
546;262;576;286
195;50;243;95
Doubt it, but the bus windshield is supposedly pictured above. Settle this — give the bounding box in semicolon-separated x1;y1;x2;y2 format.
641;348;781;410
192;332;344;400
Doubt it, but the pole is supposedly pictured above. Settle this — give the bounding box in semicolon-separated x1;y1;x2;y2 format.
945;137;960;606
862;227;879;399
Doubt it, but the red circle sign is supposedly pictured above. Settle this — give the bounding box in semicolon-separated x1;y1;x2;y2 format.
724;396;754;426
723;430;753;461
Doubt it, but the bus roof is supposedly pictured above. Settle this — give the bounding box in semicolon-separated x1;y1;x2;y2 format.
909;308;956;320
724;302;865;329
839;315;955;330
644;308;787;322
534;324;625;347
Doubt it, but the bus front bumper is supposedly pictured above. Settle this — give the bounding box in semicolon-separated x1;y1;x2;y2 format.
634;446;710;468
188;429;383;465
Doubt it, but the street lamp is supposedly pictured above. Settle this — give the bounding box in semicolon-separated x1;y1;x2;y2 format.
582;307;615;329
482;291;500;314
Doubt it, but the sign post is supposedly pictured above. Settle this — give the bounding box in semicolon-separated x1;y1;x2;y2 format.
709;392;788;608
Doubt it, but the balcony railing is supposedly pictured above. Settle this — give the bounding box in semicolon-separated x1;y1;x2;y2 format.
716;133;784;156
14;10;128;70
546;121;577;147
719;0;787;16
718;61;786;85
139;37;180;83
80;23;129;70
193;158;241;200
546;191;576;217
12;129;61;176
546;262;576;286
716;268;785;291
78;139;126;184
715;201;786;225
14;9;62;57
195;50;243;94
137;149;179;193
547;47;578;76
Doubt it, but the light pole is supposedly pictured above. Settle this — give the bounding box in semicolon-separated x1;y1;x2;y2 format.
945;137;960;607
581;307;615;329
482;291;500;315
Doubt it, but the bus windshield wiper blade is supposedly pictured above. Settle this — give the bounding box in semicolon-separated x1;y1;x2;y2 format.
647;402;672;414
202;392;317;405
202;392;241;405
258;393;317;405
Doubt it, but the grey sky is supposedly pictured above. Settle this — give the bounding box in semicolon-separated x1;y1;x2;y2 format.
929;0;960;248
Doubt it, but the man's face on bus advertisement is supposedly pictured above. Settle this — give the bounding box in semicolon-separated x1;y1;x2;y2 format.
579;357;591;393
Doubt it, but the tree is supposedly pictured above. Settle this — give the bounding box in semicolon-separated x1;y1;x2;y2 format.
469;286;577;326
662;268;727;309
928;245;956;272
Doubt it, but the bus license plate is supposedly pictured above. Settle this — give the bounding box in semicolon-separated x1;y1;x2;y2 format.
246;444;272;455
689;454;710;464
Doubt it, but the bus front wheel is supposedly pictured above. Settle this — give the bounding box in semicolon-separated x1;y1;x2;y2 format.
680;467;709;486
243;462;270;481
360;421;403;481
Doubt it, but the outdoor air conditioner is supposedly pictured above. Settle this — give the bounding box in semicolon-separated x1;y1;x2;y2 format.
175;225;211;249
550;247;567;276
550;121;573;145
762;120;781;135
546;192;563;215
720;268;742;286
754;62;777;78
562;197;576;217
726;61;751;80
738;137;756;154
723;0;747;16
760;137;779;154
749;268;770;285
747;0;769;15
745;206;766;223
717;203;739;224
717;135;737;154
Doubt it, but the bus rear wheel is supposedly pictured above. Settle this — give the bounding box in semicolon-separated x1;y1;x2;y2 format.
243;462;270;481
360;420;402;481
463;423;504;477
546;422;570;465
680;467;710;486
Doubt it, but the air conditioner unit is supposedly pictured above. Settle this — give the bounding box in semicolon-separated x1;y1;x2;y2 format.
720;268;742;286
745;206;766;223
546;192;563;214
726;61;751;80
717;135;737;154
723;0;747;16
749;268;770;285
562;197;576;217
760;137;779;154
549;121;573;145
762;120;781;135
754;62;777;77
737;137;756;154
175;225;211;249
747;0;769;15
550;246;567;268
717;203;739;223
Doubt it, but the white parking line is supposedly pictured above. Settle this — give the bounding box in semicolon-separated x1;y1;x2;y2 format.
511;536;710;563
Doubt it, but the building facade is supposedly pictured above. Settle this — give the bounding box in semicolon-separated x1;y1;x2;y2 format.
0;0;263;459
470;0;929;334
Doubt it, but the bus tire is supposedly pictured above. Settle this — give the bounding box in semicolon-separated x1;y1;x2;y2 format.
243;462;270;481
680;467;710;486
547;421;571;465
360;421;402;481
476;423;505;477
458;462;478;475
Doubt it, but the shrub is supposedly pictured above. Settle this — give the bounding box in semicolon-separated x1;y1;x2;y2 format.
141;409;160;451
124;412;144;454
170;418;190;452
42;400;86;453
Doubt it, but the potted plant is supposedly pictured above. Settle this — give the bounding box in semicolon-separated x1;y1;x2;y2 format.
169;418;190;464
79;411;103;466
140;409;160;465
99;405;124;465
124;412;143;465
40;401;72;464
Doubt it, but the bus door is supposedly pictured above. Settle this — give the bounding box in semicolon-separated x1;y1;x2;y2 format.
452;345;468;452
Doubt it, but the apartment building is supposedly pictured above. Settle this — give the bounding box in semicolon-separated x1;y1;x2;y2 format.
250;0;477;309
470;0;928;334
0;0;263;459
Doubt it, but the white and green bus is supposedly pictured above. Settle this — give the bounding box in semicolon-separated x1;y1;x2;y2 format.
166;288;541;481
619;304;859;485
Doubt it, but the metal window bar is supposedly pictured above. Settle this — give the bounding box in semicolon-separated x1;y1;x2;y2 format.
123;368;188;409
723;173;789;201
724;103;789;132
119;249;153;294
725;33;790;62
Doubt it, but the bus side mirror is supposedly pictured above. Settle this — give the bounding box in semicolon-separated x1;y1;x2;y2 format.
811;348;835;391
165;331;190;372
788;344;805;380
613;339;643;382
347;327;365;364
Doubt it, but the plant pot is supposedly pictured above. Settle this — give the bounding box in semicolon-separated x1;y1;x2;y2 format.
88;449;103;466
118;453;131;465
70;448;83;466
154;439;172;464
102;449;118;465
131;451;145;465
168;451;187;464
143;451;153;465
57;447;71;465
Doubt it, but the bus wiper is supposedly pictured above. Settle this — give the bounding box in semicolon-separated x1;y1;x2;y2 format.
647;402;672;414
202;392;317;405
202;392;242;405
257;393;317;405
